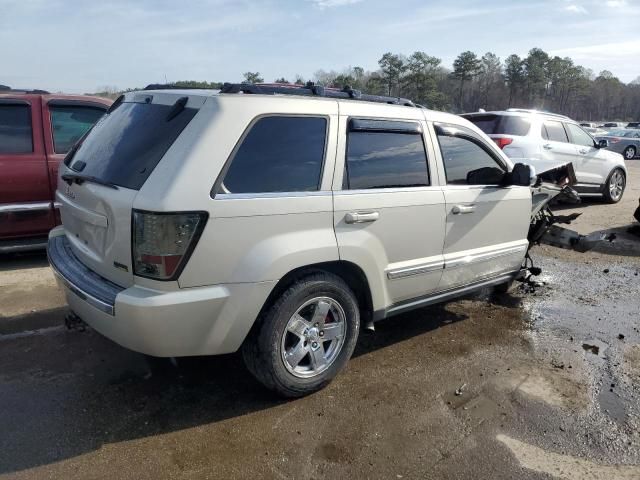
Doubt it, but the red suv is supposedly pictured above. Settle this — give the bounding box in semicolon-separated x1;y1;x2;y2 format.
0;87;112;253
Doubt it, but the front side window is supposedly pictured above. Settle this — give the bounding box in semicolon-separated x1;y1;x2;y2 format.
50;105;106;154
220;116;327;194
566;123;595;147
436;125;506;185
542;121;569;143
345;126;429;190
0;104;33;154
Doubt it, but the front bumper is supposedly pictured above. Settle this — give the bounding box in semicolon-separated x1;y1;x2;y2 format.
47;228;275;357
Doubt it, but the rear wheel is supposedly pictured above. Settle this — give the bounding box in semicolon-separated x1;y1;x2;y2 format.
623;145;636;160
603;168;626;203
242;272;360;397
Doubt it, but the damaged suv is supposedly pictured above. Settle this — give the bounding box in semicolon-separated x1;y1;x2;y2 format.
48;83;583;397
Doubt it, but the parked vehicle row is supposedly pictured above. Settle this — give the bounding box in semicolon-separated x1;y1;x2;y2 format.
47;83;579;397
462;108;627;203
595;128;640;160
0;88;112;252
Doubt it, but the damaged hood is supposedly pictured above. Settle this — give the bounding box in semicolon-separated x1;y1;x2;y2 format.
529;162;578;218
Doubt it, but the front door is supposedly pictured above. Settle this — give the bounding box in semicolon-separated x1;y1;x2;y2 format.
0;96;54;241
333;110;446;309
564;122;607;185
432;123;531;290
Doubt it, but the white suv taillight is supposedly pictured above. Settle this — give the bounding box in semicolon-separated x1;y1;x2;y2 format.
132;210;208;280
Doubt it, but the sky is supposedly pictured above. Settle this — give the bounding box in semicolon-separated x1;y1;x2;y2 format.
1;0;639;93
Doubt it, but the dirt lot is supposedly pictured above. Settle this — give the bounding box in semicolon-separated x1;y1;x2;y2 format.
0;161;639;479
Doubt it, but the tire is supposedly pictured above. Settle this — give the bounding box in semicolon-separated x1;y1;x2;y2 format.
603;168;626;203
623;145;636;160
493;280;514;295
242;272;360;398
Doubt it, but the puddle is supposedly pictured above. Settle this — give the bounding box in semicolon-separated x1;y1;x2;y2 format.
497;434;640;479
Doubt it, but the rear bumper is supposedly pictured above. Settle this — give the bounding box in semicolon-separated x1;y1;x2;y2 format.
47;227;275;357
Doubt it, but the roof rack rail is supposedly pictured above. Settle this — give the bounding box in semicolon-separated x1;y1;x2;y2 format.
506;108;570;120
220;82;417;107
0;85;50;94
143;83;219;91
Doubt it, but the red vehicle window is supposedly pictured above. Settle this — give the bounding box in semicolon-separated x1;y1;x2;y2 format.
0;103;33;153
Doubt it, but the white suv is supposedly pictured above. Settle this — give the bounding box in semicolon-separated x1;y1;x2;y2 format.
462;109;627;203
48;84;572;397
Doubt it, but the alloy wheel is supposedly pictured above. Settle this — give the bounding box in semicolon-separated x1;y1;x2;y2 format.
280;297;347;378
609;170;625;201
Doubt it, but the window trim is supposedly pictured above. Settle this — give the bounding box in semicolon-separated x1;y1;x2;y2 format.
342;117;431;191
434;122;508;187
0;101;34;154
211;113;330;199
541;119;569;143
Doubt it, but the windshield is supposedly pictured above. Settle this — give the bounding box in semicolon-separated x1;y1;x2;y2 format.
65;100;198;190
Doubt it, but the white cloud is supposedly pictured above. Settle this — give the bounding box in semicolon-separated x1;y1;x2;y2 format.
309;0;363;8
565;4;588;14
606;0;627;6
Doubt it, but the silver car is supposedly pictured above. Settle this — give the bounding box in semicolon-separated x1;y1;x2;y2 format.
47;83;585;397
597;129;640;160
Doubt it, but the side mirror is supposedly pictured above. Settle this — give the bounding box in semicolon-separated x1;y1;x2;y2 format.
597;139;609;148
507;162;536;187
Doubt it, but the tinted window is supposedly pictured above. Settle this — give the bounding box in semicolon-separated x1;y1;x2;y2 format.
67;101;198;190
465;114;531;136
221;116;327;194
542;121;569;143
50;105;105;154
437;129;505;185
345;131;429;190
0;104;33;153
566;123;595;147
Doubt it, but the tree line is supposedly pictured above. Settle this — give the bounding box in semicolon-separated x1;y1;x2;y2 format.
94;47;640;122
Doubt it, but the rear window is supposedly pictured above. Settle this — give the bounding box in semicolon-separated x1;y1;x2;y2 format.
464;114;531;136
66;100;198;190
0;103;33;154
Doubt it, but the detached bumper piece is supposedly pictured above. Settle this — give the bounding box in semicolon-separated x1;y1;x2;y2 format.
538;225;615;253
47;235;124;315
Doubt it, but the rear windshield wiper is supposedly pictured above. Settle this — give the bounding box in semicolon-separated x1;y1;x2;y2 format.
61;173;119;190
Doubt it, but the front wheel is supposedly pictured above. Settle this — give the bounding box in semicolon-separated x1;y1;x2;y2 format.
242;272;360;397
603;168;626;203
623;145;636;160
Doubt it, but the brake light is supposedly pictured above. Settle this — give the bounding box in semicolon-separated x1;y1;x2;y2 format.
493;137;513;149
132;210;208;280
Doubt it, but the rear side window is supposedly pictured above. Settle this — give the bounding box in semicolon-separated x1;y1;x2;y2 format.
66;100;198;190
50;105;105;154
0;104;33;154
345;123;429;190
436;124;506;185
465;114;531;136
220;116;327;194
542;121;569;143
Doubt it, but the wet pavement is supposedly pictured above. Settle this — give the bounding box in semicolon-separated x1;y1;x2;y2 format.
1;245;639;479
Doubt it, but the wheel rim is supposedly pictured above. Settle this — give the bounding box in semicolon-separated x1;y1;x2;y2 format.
280;296;347;379
624;147;635;159
609;170;625;200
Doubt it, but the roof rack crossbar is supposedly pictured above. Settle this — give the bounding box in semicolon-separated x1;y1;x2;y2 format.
219;82;417;107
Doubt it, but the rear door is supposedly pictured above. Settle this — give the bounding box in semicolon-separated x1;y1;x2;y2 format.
0;95;54;241
42;99;108;223
56;92;204;287
333;104;446;308
433;123;531;290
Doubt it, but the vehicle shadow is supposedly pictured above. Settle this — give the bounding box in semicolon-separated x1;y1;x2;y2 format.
0;251;49;271
0;301;476;475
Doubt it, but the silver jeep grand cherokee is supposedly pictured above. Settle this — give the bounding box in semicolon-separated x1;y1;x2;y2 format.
48;83;575;397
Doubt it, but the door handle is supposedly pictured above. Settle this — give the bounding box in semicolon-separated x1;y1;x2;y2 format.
452;205;476;215
543;144;553;150
345;211;379;224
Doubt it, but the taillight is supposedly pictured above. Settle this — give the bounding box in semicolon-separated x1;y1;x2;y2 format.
493;137;513;149
132;210;208;280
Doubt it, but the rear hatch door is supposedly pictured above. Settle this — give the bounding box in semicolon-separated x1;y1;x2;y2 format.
56;91;204;287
